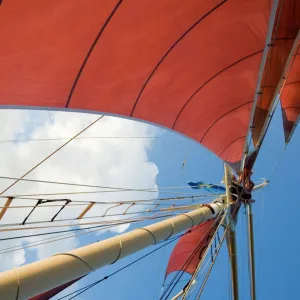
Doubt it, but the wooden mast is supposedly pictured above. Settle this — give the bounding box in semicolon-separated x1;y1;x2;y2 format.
0;200;224;300
224;164;239;300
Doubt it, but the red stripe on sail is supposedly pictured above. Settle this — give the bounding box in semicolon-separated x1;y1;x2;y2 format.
165;219;218;277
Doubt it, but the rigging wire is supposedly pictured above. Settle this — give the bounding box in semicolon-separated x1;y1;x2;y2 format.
182;204;240;299
55;222;221;300
0;212;182;232
0;193;213;206
0;175;207;193
0;136;160;144
0;201;203;229
0;213;174;255
268;144;287;181
1;189;203;197
0;116;104;195
56;234;182;300
194;223;228;300
160;206;226;300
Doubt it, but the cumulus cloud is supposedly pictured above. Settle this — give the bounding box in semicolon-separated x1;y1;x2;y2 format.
0;109;160;271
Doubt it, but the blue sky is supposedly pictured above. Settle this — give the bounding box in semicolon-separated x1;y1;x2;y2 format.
43;102;300;300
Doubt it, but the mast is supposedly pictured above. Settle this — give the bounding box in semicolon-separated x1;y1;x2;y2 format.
247;203;256;300
0;200;224;300
224;164;239;300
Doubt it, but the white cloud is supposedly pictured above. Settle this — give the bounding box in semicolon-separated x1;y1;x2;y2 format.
0;109;160;271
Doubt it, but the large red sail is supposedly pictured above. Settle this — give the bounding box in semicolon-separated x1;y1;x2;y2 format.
165;219;218;277
0;0;272;164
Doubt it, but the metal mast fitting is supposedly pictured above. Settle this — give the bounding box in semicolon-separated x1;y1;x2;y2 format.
0;200;224;300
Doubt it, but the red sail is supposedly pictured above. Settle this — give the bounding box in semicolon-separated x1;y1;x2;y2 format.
281;39;300;142
165;220;218;277
251;0;300;146
0;0;272;164
28;277;83;300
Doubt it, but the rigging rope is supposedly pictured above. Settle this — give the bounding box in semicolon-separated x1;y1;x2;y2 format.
194;224;228;300
55;223;221;300
0;201;203;229
268;144;287;181
160;206;226;300
0;136;160;144
56;234;182;300
182;204;240;299
0;212;181;232
0;116;104;195
0;175;206;194
0;213;173;255
0;193;213;206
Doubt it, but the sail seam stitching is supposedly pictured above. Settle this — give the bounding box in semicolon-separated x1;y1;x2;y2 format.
219;136;246;157
199;101;252;143
65;0;123;108
172;50;263;129
130;0;228;117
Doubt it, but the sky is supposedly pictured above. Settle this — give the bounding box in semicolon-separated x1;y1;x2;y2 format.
0;104;299;300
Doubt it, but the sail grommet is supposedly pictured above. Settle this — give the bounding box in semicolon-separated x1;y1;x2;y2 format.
137;228;157;244
181;213;195;227
54;253;94;271
164;221;175;240
110;240;123;265
12;268;20;300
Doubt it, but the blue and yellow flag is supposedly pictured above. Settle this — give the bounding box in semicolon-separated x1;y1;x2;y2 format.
187;181;225;193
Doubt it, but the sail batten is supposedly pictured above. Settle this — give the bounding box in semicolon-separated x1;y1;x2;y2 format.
0;0;272;164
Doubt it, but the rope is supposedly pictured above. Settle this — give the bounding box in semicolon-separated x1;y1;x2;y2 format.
182;204;240;299
0;196;210;208
56;235;182;300
58;219;226;300
268;144;287;181
0;202;205;229
0;213;180;255
0;116;104;195
160;206;226;300
0;136;160;144
194;223;228;299
0;212;181;232
0;175;212;194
